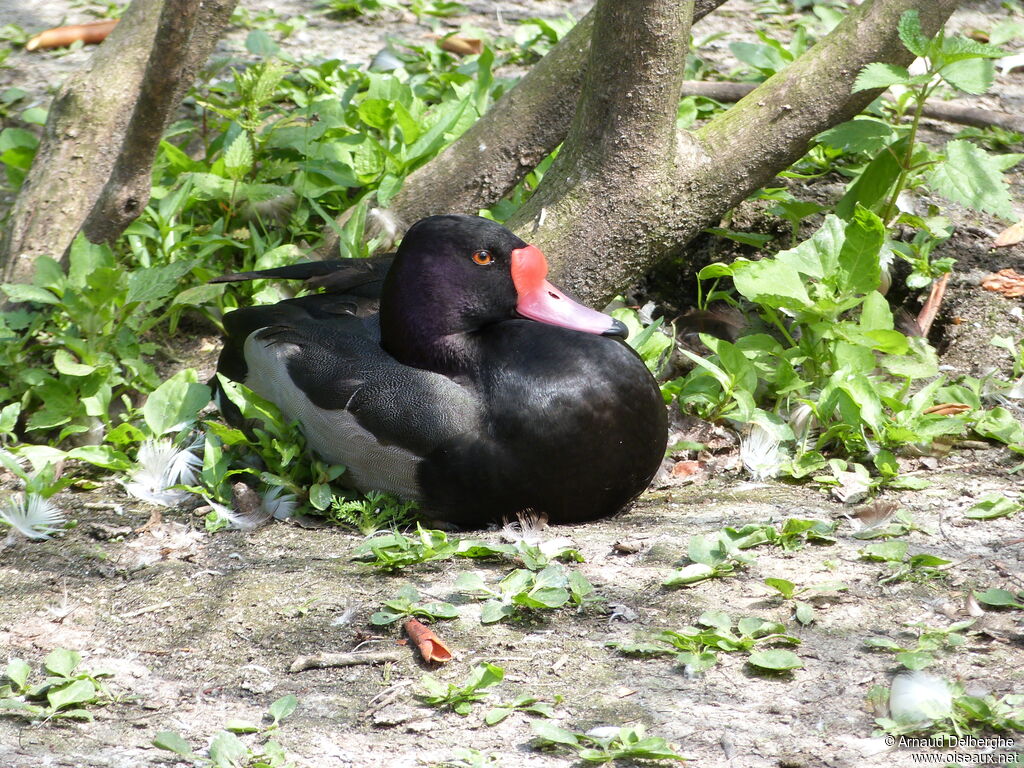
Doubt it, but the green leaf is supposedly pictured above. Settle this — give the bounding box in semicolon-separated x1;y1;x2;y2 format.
897;10;930;57
852;62;913;92
663;563;716;587
5;658;31;690
209;731;248;768
309;483;333;511
484;706;512;725
731;259;811;311
143;369;210;437
66;445;132;471
125;260;196;306
973;588;1024;610
896;651;934;670
816;118;896;155
862;540;907;562
940;58;994;95
268;694;297;724
973;407;1024;445
794;601;815;625
1;283;59;305
748;649;802;671
764;578;795;599
927;140;1015;220
531;720;581;748
47;678;97;711
965;495;1022;520
44;648;80;678
836;206;884;295
52;349;95;376
480;600;513;624
836;138;906;219
223;132;254;180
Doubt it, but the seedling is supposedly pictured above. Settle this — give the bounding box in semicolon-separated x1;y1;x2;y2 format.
662;531;754;587
330;490;419;535
531;722;688;764
865;620;975;670
153;694;298;767
0;649;112;723
456;564;597;624
417;663;504;715
484;693;561;726
353;525;459;572
764;578;848;625
370;584;459;625
859;541;951;584
456;537;584;571
610;611;802;675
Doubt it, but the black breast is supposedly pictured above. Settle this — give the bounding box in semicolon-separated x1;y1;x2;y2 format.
417;321;667;525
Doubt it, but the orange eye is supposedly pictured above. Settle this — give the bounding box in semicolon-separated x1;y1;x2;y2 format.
471;250;493;266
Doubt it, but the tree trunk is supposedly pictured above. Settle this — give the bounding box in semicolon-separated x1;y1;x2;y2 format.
0;0;237;285
508;0;963;306
315;0;730;257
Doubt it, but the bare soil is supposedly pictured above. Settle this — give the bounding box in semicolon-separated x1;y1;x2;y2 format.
1;1;1024;767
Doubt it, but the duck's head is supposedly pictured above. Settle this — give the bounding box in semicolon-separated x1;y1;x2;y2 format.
380;215;626;370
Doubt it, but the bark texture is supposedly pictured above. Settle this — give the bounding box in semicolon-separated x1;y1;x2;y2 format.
510;0;963;305
316;0;729;257
0;0;237;284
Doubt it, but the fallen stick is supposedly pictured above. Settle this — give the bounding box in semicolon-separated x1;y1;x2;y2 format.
289;650;403;673
916;272;950;338
679;81;1024;134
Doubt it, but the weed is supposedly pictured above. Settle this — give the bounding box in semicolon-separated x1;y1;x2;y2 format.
531;722;688;764
0;649;112;723
370;584;459;625
154;694;298;767
417;662;504;715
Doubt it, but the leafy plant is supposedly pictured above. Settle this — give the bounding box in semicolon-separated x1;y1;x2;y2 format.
670;208;988;484
330;490;419;534
764;577;847;625
417;663;504;715
456;564;597;623
531;722;688;764
610;610;802;675
973;588;1024;611
849;11;1017;226
455;536;584;571
353;525;460;572
370;584;459;625
153;694;298;767
0;649;112;723
865;620;976;670
859;541;951;583
484;693;561;726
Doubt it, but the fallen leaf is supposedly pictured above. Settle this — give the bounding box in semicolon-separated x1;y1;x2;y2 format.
671;460;703;477
981;268;1024;298
438;35;483;56
404;618;452;664
993;220;1024;248
26;19;118;51
923;402;971;416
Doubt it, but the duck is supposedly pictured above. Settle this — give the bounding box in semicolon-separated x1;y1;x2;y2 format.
213;214;667;527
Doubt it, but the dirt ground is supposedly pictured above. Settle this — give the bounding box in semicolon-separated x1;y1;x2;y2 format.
1;1;1024;767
